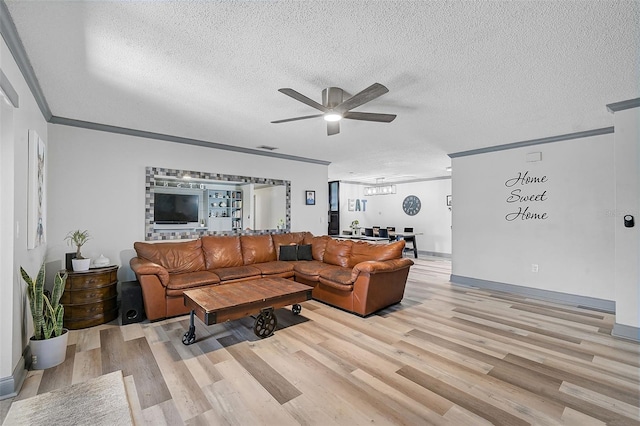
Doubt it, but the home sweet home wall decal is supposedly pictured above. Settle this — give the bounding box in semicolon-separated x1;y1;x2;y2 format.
504;171;549;221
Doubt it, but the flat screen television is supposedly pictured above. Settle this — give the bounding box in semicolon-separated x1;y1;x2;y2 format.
154;193;199;224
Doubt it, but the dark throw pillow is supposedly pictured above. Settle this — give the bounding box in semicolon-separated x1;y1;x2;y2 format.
297;244;313;261
279;245;298;261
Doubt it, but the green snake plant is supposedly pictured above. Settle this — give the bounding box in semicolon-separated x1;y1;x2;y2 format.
20;264;67;340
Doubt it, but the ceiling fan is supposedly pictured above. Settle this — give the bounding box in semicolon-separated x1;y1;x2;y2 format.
271;83;396;136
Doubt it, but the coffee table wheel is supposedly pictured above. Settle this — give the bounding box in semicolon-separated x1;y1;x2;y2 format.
254;309;277;338
182;326;196;345
292;304;302;315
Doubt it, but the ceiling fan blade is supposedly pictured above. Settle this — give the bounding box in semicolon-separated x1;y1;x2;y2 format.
335;83;389;113
327;121;340;136
271;114;324;124
343;111;397;122
278;88;328;112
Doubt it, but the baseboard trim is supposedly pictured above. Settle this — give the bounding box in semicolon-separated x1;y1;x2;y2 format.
0;356;27;400
417;250;451;259
612;323;640;342
450;274;615;313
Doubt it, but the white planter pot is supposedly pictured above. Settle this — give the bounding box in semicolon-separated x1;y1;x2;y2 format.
72;258;91;271
30;329;69;370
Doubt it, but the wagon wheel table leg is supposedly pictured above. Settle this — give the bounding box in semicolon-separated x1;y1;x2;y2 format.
182;310;196;345
292;304;302;315
254;307;278;338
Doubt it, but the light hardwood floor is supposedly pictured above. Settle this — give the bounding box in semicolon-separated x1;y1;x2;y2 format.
2;257;639;425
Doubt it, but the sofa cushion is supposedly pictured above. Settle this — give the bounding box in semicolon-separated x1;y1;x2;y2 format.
211;265;261;281
293;260;326;278
303;235;332;261
317;279;354;292
348;240;405;268
240;234;276;265
165;271;221;296
202;236;244;269
318;265;355;286
278;245;298;261
134;240;205;273
323;239;353;267
252;261;295;276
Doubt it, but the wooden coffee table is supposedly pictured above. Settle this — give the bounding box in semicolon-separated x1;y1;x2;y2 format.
182;277;312;344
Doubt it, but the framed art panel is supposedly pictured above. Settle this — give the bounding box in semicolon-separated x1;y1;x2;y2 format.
305;190;316;205
27;130;46;249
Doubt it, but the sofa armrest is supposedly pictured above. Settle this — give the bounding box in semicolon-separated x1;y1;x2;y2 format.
351;258;413;316
351;258;414;281
130;257;170;287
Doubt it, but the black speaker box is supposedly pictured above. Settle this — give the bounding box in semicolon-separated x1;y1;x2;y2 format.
121;281;146;325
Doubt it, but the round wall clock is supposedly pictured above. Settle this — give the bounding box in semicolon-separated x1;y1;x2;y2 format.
402;195;421;216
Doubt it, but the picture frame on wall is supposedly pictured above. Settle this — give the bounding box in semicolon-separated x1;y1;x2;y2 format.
27;130;46;249
446;195;452;206
305;190;316;205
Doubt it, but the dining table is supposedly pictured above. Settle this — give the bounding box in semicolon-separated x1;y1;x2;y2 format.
391;232;422;258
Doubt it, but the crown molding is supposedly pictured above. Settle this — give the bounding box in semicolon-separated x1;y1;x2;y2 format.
340;175;451;185
49;116;331;166
606;98;640;113
0;0;51;119
0;69;18;107
448;127;614;158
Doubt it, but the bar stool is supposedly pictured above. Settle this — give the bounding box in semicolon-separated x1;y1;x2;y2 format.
402;227;418;258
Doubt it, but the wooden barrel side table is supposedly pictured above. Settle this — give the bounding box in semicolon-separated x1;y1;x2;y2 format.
61;265;119;329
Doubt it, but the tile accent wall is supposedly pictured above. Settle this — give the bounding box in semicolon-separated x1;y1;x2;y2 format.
145;166;291;241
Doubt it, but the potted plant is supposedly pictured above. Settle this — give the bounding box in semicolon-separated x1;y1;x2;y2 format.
65;229;91;271
350;220;360;235
20;264;69;370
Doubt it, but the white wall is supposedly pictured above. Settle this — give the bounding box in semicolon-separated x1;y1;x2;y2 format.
339;179;452;255
1;36;49;383
46;124;328;281
613;107;640;330
451;133;615;301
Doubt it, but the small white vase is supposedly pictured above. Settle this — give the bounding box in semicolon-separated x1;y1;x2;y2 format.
72;258;91;271
93;254;110;267
30;329;69;370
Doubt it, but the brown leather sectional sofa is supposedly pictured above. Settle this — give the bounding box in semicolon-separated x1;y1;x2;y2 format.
130;232;414;321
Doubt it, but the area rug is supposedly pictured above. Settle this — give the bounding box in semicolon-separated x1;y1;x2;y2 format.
2;370;133;426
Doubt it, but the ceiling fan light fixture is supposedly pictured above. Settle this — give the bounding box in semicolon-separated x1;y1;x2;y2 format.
323;112;342;122
274;83;393;135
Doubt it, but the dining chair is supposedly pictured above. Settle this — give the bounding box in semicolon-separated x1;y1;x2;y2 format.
387;227;396;241
364;228;374;237
378;228;389;238
372;226;380;237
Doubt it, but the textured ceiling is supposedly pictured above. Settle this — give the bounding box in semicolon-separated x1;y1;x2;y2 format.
5;0;640;183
